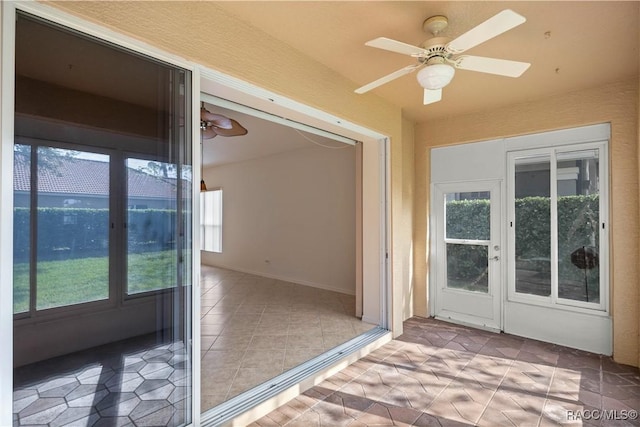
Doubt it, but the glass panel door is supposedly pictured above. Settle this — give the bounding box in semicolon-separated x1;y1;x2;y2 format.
514;156;551;297
13;12;193;426
557;150;600;303
434;181;502;331
509;144;606;311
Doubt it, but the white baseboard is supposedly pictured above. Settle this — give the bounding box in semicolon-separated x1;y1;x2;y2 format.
202;261;356;296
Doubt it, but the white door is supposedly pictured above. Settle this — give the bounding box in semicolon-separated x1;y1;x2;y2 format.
432;180;502;331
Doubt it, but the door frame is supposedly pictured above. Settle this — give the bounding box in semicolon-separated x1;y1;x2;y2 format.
428;123;611;355
431;179;504;332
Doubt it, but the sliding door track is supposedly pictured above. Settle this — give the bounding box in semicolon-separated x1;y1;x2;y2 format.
201;326;390;426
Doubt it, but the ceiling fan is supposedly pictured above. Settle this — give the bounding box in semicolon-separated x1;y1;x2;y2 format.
200;106;248;139
355;9;531;105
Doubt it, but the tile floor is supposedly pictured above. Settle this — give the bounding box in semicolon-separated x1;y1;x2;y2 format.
252;317;640;427
13;333;190;427
12;265;375;426
200;265;376;410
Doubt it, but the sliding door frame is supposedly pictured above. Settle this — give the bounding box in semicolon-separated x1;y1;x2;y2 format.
506;141;609;313
0;2;202;425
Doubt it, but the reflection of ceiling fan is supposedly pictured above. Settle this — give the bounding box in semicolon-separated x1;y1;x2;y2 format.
355;9;531;105
200;106;248;139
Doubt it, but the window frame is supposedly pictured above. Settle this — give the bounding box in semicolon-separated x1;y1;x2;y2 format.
200;187;223;253
12;138;117;322
12;139;190;322
507;141;609;314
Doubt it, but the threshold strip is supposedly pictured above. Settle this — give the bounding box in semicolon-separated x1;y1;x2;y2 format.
201;326;389;427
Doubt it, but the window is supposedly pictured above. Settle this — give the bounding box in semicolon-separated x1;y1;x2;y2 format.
13;12;193;314
14;144;111;313
444;191;491;293
508;143;607;311
126;157;180;295
201;188;222;253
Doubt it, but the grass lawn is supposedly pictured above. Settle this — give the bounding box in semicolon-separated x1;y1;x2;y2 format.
13;249;178;313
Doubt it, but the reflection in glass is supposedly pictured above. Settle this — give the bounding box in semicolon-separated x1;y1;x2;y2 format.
126;158;178;295
557;150;600;302
13;12;192;426
36;147;110;310
13;145;31;314
514;157;551;297
446;244;489;293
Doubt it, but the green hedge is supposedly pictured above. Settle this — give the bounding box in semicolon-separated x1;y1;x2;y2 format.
446;195;599;281
14;207;176;262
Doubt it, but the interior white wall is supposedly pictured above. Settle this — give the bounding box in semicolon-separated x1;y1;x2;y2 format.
201;144;356;295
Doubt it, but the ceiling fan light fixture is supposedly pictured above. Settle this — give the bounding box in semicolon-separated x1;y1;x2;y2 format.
416;63;455;90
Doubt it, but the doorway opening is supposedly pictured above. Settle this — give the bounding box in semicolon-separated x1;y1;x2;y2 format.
197;97;378;412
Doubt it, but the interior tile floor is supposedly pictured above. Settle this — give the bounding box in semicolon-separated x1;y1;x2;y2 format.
252;317;640;427
13;333;189;427
12;265;375;426
200;265;376;410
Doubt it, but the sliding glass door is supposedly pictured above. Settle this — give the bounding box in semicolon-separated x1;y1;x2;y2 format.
508;143;607;311
13;11;193;426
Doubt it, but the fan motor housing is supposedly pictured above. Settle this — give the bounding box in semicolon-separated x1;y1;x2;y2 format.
419;36;451;63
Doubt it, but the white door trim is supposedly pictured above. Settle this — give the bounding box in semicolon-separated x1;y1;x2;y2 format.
431;179;503;332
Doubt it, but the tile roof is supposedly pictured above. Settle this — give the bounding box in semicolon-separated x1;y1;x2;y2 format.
14;152;180;199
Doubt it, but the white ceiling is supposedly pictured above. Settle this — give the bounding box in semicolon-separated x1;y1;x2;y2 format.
215;1;639;122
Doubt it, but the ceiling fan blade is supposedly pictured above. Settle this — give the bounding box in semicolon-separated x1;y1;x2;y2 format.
446;9;526;54
365;37;426;56
355;64;422;94
211;119;248;137
202;128;218;139
424;88;442;105
455;55;530;77
201;107;232;127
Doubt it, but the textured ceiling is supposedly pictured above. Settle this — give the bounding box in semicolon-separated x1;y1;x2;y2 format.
216;1;639;122
19;1;640;165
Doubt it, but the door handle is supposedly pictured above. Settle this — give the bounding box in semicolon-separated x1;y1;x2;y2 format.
490;255;500;261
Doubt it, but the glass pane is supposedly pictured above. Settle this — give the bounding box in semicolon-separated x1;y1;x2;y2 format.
126;158;178;295
446;244;489;293
14;12;192;426
14;144;30;314
36;147;110;310
557;150;600;302
201;189;222;252
445;192;490;240
514;157;551;297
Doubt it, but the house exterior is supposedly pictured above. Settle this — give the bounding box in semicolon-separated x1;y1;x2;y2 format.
13;152;178;209
1;1;639;426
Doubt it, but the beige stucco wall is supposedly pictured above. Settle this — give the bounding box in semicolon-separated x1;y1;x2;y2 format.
637;5;640;370
47;1;412;335
415;79;640;366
